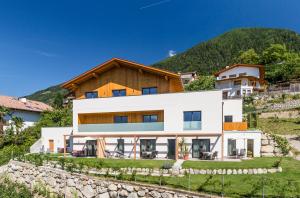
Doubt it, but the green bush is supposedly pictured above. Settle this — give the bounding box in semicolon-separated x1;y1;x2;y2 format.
270;134;291;155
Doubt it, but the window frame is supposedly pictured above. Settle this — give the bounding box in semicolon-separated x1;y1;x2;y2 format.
143;115;158;122
142;87;158;95
113;116;128;123
85;91;98;99
184;111;202;122
224;115;233;122
112;89;126;97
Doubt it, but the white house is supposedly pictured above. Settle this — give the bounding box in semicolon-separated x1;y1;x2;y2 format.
180;71;197;85
0;96;52;131
214;64;265;98
33;58;261;159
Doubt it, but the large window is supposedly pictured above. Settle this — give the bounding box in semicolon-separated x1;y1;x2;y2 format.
224;115;233;122
142;87;157;95
192;139;210;158
114;116;128;123
112;89;126;97
233;80;241;86
184;111;201;122
143;115;158;122
85;91;98;99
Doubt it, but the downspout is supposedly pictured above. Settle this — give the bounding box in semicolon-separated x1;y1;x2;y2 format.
221;101;224;161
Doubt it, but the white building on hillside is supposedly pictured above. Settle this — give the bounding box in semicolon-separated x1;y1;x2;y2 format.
0;96;52;131
214;64;265;98
33;58;261;159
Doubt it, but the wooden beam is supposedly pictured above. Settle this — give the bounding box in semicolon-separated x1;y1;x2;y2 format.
63;135;66;158
138;69;143;74
92;72;99;79
114;62;121;68
165;76;169;81
133;136;137;160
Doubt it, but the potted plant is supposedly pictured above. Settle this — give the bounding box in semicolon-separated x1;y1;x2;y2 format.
183;145;189;160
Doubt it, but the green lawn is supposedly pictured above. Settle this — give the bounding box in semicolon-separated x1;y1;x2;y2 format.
258;118;300;135
124;157;300;197
182;157;279;169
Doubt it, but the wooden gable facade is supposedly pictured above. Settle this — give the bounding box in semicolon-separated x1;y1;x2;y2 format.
62;58;183;99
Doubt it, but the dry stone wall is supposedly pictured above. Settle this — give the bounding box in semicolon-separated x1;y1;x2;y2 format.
4;160;213;198
261;133;284;157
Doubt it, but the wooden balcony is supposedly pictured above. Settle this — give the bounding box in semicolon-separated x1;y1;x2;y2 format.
223;122;248;131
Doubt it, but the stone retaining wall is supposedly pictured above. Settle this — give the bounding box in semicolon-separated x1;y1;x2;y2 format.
4;160;214;198
261;133;284;157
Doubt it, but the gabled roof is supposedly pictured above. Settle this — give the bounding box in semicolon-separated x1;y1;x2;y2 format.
214;64;264;77
62;58;183;90
0;96;52;112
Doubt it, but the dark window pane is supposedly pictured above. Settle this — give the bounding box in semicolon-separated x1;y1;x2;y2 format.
192;112;201;121
184;112;192;121
150;115;158;122
85;92;98;99
224;115;233;122
114;116;128;123
112;89;126;97
150;87;157;94
143;115;158;122
142;87;157;95
117;139;124;154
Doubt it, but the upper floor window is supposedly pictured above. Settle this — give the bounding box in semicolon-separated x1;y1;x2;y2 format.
239;72;247;77
224;115;233;122
114;116;128;123
229;74;236;78
142;87;157;95
221;76;226;79
143;115;158;122
233;80;241;86
112;89;126;97
184;111;201;122
85;91;98;99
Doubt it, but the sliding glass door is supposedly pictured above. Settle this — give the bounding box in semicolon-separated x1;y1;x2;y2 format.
192;139;210;158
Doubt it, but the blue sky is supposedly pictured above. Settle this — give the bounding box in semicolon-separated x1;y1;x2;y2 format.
0;0;299;97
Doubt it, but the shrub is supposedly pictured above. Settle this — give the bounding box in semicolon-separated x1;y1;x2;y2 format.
58;157;66;170
161;161;173;169
270;134;291;155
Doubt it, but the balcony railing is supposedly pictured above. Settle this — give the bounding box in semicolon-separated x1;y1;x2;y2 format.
78;122;164;132
183;121;202;130
223;122;248;131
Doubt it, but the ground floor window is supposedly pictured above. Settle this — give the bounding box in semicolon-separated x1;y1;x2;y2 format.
247;139;254;157
227;139;236;156
140;139;157;158
86;140;97;156
192;139;210;158
117;139;124;154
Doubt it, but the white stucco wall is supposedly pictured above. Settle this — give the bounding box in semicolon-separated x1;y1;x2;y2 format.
224;131;261;157
41;127;73;153
3;110;41;130
223;99;243;122
72;90;223;135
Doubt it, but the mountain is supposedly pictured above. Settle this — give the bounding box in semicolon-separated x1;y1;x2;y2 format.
25;28;300;104
25;84;68;106
153;28;300;74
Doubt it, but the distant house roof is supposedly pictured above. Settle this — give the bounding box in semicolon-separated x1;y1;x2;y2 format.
61;58;183;91
0;96;52;112
214;64;264;77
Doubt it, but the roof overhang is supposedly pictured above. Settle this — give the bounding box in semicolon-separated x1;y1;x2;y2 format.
62;58;183;91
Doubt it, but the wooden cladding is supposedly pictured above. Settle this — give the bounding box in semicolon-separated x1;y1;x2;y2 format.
78;110;164;124
74;66;183;99
223;122;248;131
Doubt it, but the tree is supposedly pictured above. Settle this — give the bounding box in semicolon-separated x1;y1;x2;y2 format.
10;116;24;135
0;106;10;134
235;49;260;64
185;76;215;91
262;44;288;64
53;93;64;108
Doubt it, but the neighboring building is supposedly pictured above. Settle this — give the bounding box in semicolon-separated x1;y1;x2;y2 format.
214;64;265;98
180;71;197;85
33;58;261;159
0;96;52;131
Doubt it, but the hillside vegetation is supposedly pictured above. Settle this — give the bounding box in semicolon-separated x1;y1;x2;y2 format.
25;28;300;104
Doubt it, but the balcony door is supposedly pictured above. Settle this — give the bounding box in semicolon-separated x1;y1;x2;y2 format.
228;139;236;156
167;139;176;159
192;139;210;158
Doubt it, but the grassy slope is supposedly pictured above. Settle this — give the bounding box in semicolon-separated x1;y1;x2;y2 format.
258;118;300;135
133;157;300;197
